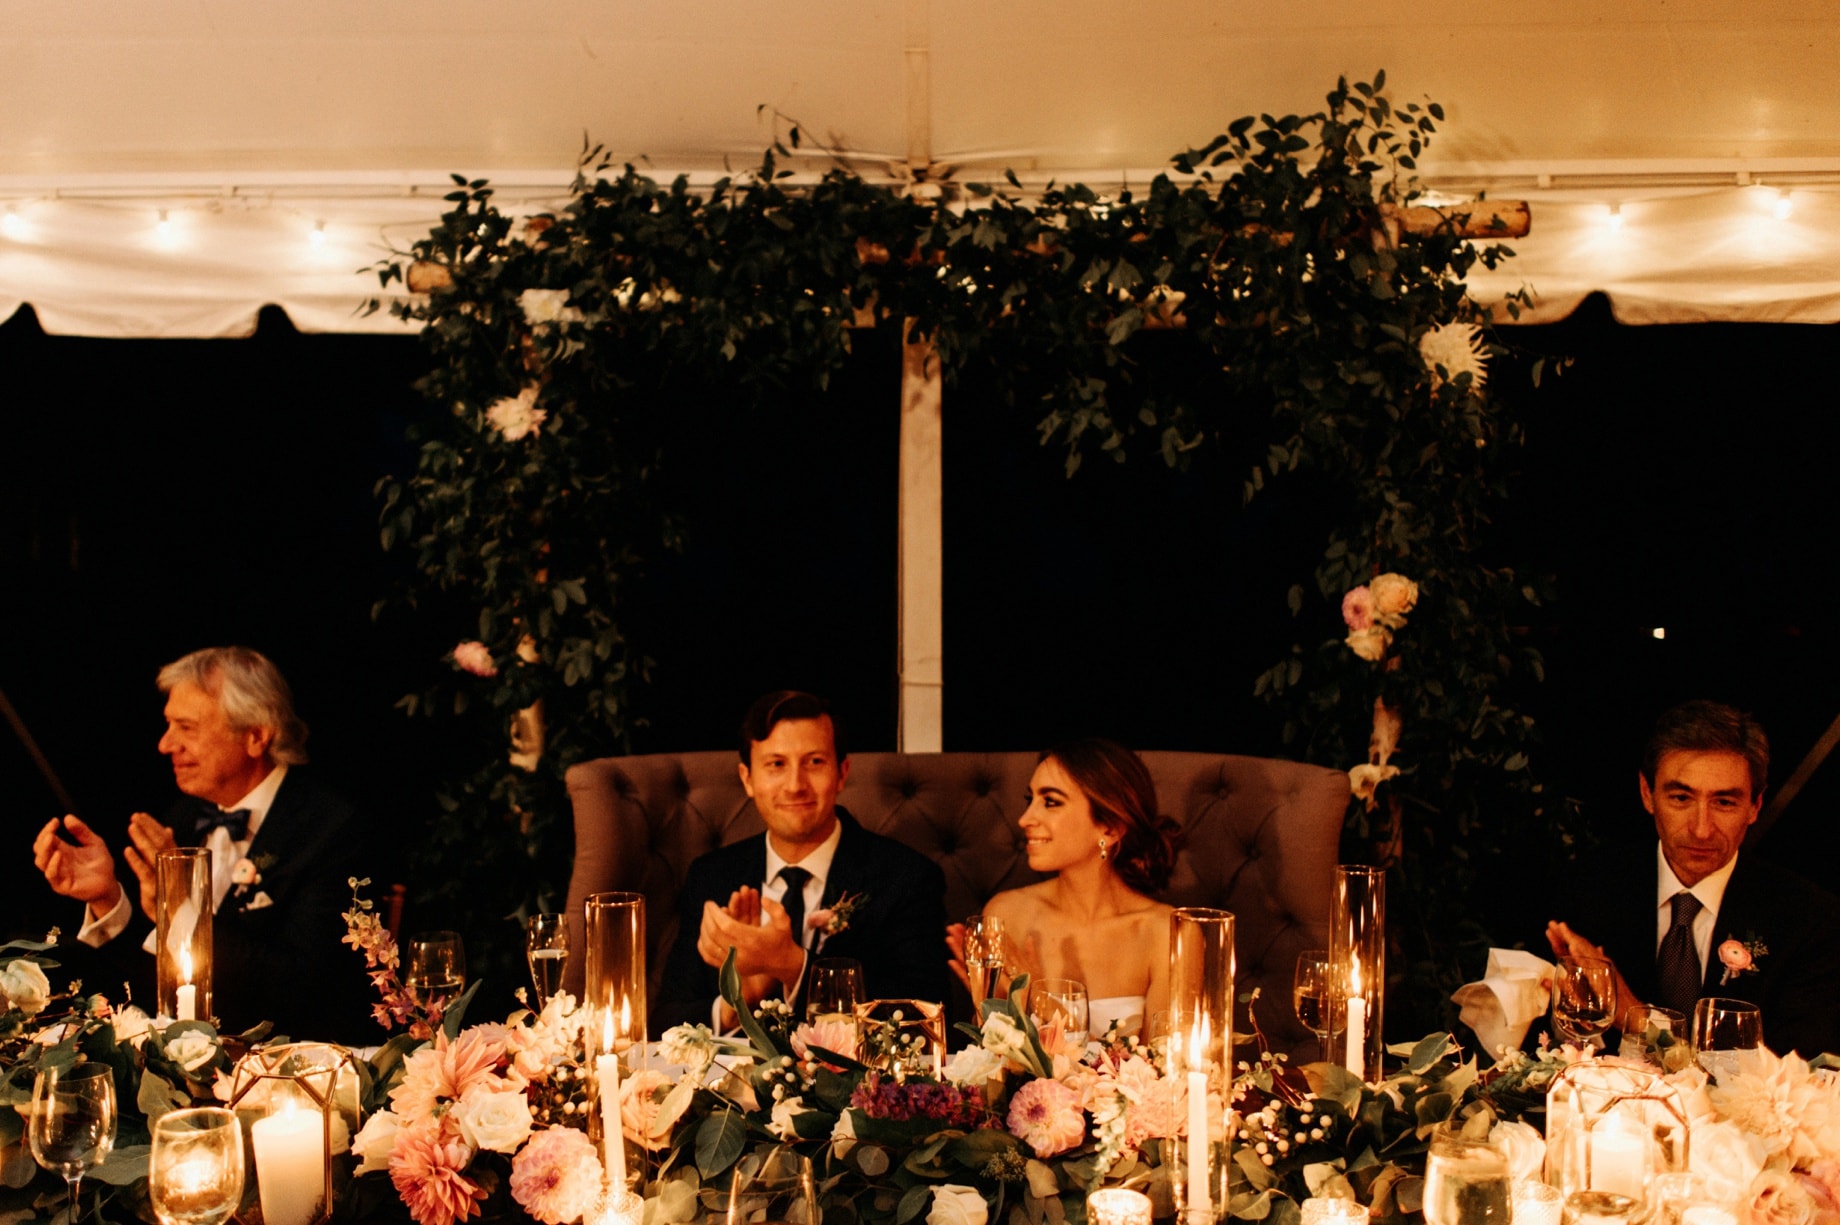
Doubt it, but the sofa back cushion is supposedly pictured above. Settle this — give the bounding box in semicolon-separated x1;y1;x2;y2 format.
564;749;1349;1056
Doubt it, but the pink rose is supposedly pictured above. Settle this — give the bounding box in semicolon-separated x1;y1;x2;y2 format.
452;641;497;678
1006;1077;1085;1157
1748;1170;1827;1225
1341;586;1375;631
1719;940;1753;973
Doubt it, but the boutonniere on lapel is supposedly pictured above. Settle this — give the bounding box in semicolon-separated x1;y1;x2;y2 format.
808;891;869;939
232;853;278;908
1717;934;1768;984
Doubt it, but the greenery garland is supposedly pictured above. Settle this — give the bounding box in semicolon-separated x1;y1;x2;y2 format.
373;73;1575;1018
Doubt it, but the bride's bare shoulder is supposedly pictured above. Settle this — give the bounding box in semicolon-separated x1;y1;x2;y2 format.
983;882;1055;920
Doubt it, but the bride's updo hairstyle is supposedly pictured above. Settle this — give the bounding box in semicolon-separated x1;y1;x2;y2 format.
1041;738;1181;895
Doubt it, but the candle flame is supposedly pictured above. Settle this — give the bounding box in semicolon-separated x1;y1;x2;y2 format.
1349;960;1361;995
601;1006;615;1054
1187;1014;1210;1067
180;944;193;983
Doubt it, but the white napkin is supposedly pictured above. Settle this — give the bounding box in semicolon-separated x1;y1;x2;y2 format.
1450;948;1554;1054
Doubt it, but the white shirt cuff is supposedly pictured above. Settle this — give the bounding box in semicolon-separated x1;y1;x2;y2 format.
75;885;131;949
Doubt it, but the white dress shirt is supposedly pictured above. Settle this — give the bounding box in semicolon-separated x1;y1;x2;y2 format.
1655;842;1738;976
77;765;287;949
709;817;844;1029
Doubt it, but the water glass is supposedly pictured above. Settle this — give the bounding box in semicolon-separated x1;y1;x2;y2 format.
1617;1004;1687;1067
30;1063;118;1225
1514;1181;1566;1225
1422;1124;1512;1225
1552;957;1617;1049
150;1107;245;1225
405;931;466;1011
806;958;865;1022
1690;997;1763;1079
726;1146;818;1225
524;914;568;1009
1033;977;1090;1041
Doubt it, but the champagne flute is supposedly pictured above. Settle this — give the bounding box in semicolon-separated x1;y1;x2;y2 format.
806;958;865;1023
524;914;568;1009
1552;957;1617;1050
150;1107;245;1225
1293;949;1338;1061
405;931;466;1011
30;1063;118;1225
727;1146;818;1225
1033;977;1090;1042
961;915;1006;1007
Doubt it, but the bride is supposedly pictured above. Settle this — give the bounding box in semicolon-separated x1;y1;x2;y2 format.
952;738;1179;1039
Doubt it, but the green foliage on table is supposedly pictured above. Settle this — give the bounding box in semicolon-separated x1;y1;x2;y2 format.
373;73;1575;1009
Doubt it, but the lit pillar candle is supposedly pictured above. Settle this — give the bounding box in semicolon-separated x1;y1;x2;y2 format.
1185;1020;1211;1221
1343;962;1366;1079
176;946;197;1022
251;1107;323;1225
598;999;629;1194
1589;1118;1646;1201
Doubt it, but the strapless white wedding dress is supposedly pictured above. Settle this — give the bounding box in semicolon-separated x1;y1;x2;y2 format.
1088;995;1146;1041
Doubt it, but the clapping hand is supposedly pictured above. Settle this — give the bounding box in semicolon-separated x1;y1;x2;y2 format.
696;886;806;1017
32;815;123;919
1545;919;1642;1020
123;813;179;922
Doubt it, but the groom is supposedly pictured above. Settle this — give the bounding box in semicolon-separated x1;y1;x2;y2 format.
654;691;948;1033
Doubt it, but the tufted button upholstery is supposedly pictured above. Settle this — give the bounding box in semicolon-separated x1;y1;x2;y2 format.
564;749;1347;1058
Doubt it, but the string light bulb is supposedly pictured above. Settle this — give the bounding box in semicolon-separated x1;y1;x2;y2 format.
1607;203;1625;233
309;219;327;249
0;206;26;241
1773;189;1793;221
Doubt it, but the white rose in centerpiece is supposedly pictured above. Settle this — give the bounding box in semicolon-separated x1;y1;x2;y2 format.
978;1011;1043;1075
928;1185;989;1225
1689;1119;1769;1203
0;959;51;1016
941;1045;1004;1088
768;1095;811;1142
351;1109;402;1175
165;1030;220;1074
658;1023;719;1074
454;1083;534;1154
1488;1120;1546;1183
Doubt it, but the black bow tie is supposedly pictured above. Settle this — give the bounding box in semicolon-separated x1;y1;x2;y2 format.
195;808;252;842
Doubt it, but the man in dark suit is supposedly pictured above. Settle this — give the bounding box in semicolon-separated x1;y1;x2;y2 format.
31;646;373;1041
1547;699;1840;1059
654;690;948;1034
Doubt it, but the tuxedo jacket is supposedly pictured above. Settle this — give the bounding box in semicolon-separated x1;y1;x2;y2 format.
653;809;949;1036
106;768;378;1043
1562;841;1840;1059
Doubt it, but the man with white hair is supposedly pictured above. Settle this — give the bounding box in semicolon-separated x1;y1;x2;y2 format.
32;646;372;1038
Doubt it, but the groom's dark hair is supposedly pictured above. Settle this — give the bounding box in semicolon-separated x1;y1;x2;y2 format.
738;690;845;763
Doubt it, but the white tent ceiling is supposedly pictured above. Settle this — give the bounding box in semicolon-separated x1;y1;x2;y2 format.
3;0;1839;335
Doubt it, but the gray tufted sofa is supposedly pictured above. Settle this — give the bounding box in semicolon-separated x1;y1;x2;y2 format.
563;749;1350;1058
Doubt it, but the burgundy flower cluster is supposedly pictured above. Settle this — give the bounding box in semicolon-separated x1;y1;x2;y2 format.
849;1076;985;1127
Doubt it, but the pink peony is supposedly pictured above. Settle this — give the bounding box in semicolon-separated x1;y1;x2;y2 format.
1006;1076;1086;1158
391;1029;509;1124
509;1126;602;1225
389;1124;485;1225
452;641;498;678
1341;586;1375;631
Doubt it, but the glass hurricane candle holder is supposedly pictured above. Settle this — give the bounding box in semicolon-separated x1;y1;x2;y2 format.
853;999;944;1081
1089;1188;1156;1225
584;892;646;1193
227;1043;360;1225
1169;907;1235;1225
1328;865;1385;1083
1545;1061;1689;1219
156;848;213;1022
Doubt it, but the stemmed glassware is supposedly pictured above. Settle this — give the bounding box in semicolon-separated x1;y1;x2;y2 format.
524;914;568;1010
1691;997;1764;1078
806;958;865;1023
960;915;1006;1007
727;1146;818;1225
1422;1122;1512;1225
1033;977;1090;1042
1552;957;1617;1050
30;1063;118;1225
404;931;466;1012
149;1106;245;1225
1293;949;1338;1061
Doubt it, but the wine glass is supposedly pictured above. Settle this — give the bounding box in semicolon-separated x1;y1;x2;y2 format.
1690;997;1763;1079
149;1107;245;1225
30;1063;118;1225
1293;949;1338;1061
1552;957;1617;1049
727;1145;818;1225
806;958;865;1023
1032;977;1090;1042
405;931;466;1011
961;916;1006;1007
1422;1122;1512;1225
524;914;568;1009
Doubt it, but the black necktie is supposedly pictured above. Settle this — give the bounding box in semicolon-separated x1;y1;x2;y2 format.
1656;890;1705;1013
195;807;252;842
778;866;812;947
